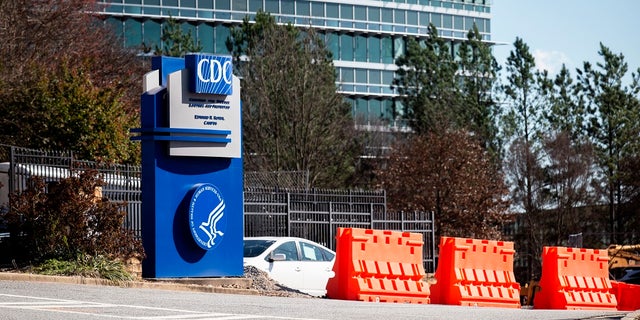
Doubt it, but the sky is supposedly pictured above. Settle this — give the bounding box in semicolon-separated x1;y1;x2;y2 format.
491;0;640;85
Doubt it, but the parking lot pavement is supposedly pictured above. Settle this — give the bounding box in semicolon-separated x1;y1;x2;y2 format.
0;272;640;320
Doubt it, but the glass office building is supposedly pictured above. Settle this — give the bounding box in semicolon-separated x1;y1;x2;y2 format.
98;0;491;131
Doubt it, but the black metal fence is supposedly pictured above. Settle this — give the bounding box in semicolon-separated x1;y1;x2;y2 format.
242;187;436;272
0;144;142;237
0;145;436;272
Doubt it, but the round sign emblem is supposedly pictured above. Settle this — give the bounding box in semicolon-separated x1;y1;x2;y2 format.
188;183;227;250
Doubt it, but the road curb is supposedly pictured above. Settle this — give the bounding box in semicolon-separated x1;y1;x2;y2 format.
0;272;260;296
623;310;640;320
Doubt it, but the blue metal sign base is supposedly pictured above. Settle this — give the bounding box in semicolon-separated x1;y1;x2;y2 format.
136;56;243;278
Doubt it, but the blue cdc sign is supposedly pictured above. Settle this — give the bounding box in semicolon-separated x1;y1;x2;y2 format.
185;54;233;96
133;54;243;278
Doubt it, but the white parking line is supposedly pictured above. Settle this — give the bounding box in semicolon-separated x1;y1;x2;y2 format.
0;294;320;320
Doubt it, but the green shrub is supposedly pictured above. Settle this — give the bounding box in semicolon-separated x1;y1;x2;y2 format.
33;254;135;281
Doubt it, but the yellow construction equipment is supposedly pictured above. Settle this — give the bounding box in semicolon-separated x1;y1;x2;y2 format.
608;244;640;269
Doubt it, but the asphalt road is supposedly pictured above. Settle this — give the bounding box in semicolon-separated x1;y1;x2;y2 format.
0;280;635;320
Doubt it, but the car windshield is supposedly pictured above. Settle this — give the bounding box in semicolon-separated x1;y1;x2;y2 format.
243;239;276;258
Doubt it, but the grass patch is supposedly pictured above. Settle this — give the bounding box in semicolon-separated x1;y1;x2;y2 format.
33;255;135;282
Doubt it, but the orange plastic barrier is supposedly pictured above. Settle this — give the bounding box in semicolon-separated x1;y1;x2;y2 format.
429;237;521;308
325;228;430;304
610;281;640;311
533;246;617;310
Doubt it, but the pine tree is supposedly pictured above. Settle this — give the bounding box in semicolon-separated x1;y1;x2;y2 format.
226;11;359;188
154;17;203;57
577;43;640;243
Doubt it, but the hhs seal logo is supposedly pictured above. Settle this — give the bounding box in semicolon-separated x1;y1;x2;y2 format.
188;183;227;250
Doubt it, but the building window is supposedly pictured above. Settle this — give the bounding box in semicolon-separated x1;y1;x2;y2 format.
393;37;404;59
443;14;452;29
382;71;394;94
394;9;405;24
215;0;230;10
369;99;382;123
355;98;368;123
341;67;354;83
164;0;178;7
368;36;381;63
381;37;393;63
265;0;278;13
382;99;395;122
355;68;367;84
369;69;381;85
144;1;161;15
431;13;441;28
419;12;428;27
381;8;393;23
183;22;198;44
125;0;142;14
326;3;338;18
465;17;475;31
341;34;353;61
143;19;162;49
248;0;261;11
354;5;366;21
407;11;417;26
198;0;213;9
368;7;380;22
124;19;142;48
340;4;352;20
327;32;340;60
232;0;247;11
454;15;463;30
476;18;485;33
381;8;392;31
297;1;309;16
382;70;394;86
311;2;323;17
355;35;367;62
215;25;230;54
198;23;214;53
282;1;294;14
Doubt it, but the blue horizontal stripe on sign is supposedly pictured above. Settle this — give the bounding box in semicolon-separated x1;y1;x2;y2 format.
130;127;232;135
131;136;231;143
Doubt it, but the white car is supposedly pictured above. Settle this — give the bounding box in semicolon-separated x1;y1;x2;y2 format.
243;236;336;297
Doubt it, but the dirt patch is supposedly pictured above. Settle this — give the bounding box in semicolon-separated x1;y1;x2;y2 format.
240;265;314;298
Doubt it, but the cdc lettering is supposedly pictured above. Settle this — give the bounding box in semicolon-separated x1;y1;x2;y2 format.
197;58;232;85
